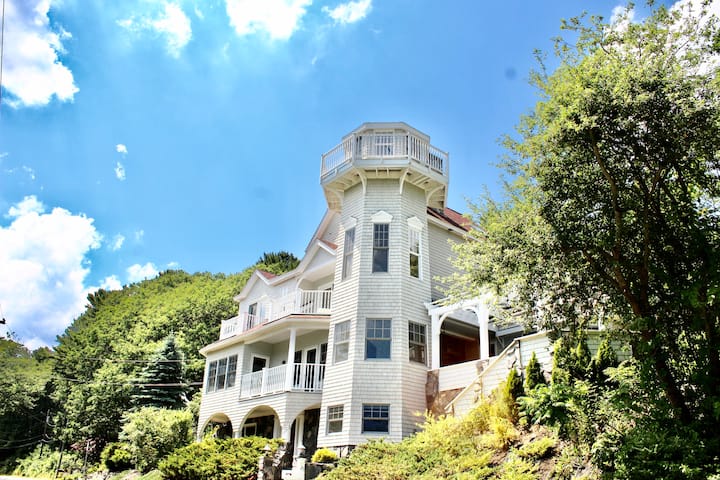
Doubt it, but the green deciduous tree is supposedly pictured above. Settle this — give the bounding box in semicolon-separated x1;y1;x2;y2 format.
449;2;720;475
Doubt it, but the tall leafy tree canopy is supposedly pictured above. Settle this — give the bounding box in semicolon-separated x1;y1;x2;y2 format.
449;0;719;451
51;251;300;450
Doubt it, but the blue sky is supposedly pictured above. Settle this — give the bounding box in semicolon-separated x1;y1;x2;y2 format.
0;0;683;349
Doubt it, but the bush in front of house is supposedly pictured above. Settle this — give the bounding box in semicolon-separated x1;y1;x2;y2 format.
311;447;338;463
159;436;283;480
120;407;194;472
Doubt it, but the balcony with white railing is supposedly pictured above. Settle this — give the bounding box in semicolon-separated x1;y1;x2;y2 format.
321;131;448;180
239;362;326;399
219;289;332;340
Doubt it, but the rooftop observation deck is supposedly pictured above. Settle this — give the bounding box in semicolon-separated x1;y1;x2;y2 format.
320;122;449;210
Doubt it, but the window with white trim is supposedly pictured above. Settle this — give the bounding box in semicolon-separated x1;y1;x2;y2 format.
372;223;389;273
366;319;391;359
342;227;355;280
409;228;420;278
334;321;350;363
206;354;238;392
327;405;344;434
362;404;389;433
408;322;427;364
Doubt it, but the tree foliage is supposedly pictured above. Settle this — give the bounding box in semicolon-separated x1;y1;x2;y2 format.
0;337;53;463
132;333;186;409
50;252;299;452
119;407;194;472
449;2;720;476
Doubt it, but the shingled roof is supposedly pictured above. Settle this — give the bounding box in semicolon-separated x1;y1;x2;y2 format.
427;207;472;232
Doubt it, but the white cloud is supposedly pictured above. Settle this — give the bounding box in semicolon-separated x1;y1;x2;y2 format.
2;0;78;108
118;1;192;58
153;2;192;57
110;234;125;251
127;262;159;282
115;162;126;181
99;275;122;291
225;0;312;40
167;261;180;269
7;196;44;217
194;5;204;20
116;144;128;154
134;229;145;241
323;0;371;24
0;196;102;348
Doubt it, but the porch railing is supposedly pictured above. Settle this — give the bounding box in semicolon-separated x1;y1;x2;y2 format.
321;132;448;179
220;289;332;340
238;363;326;398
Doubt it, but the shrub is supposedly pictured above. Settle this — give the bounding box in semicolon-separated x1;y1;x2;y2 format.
120;407;194;472
516;436;556;460
311;447;338;463
480;417;520;450
14;445;83;479
159;436;283;480
524;352;546;391
589;338;617;385
101;442;133;471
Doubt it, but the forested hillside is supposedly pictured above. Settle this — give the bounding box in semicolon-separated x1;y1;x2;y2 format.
0;253;298;469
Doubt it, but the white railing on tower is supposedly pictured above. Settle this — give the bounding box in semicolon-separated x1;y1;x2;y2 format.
321;132;448;179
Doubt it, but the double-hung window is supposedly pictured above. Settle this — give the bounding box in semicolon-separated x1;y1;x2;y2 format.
362;404;389;433
409;228;420;278
408;322;427;364
342;227;355;280
206;354;238;392
366;319;391;359
334;321;350;363
206;361;218;392
327;405;344;434
372;224;389;273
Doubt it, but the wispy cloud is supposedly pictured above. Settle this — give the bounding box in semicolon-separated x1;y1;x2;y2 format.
0;196;102;348
127;262;159;282
135;229;145;242
225;0;312;40
323;0;372;24
115;162;126;181
1;0;78;108
116;144;128;154
118;1;192;58
110;234;125;251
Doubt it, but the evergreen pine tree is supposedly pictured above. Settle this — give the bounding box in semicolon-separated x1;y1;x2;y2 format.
132;333;186;409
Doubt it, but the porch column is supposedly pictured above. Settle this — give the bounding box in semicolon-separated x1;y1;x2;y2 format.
285;327;297;391
473;303;490;360
431;312;441;369
294;413;305;458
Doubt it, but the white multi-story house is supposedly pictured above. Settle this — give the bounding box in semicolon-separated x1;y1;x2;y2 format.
196;122;529;461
